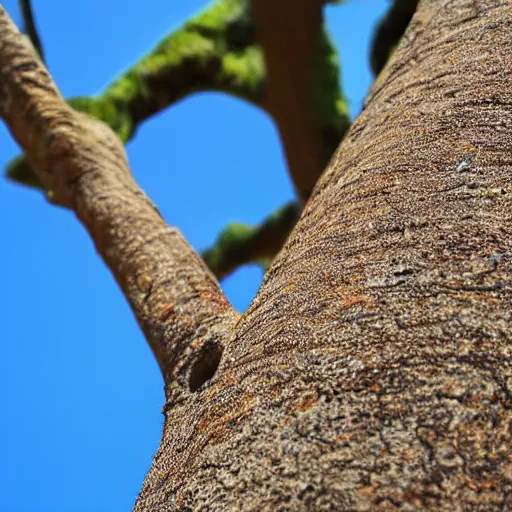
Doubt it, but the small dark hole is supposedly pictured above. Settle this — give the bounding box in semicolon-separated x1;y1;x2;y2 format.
189;343;223;392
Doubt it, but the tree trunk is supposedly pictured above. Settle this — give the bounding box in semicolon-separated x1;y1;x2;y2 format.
1;0;511;510
135;1;512;509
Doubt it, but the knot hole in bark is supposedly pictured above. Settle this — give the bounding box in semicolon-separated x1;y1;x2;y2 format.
188;342;224;392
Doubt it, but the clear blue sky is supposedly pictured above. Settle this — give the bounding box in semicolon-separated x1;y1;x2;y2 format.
0;1;388;510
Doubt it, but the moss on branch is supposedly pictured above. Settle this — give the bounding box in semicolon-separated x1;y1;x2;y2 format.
6;0;264;187
5;0;348;277
202;201;300;280
6;0;348;198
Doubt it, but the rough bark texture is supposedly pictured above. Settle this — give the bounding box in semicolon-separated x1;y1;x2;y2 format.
135;1;512;509
0;8;238;382
1;0;512;510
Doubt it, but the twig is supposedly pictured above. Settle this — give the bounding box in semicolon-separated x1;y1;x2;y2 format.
18;0;45;63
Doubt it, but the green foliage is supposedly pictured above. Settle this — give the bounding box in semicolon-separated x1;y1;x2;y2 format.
203;222;259;278
222;46;265;98
69;97;133;143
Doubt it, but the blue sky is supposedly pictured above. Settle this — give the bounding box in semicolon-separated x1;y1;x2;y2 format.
0;1;388;510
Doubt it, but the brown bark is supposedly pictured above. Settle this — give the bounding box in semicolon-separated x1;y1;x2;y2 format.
254;0;329;200
0;8;238;387
2;0;512;510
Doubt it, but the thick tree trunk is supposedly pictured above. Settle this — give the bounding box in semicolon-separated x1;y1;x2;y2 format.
135;1;512;509
1;0;511;510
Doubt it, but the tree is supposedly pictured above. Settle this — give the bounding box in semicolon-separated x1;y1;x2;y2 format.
1;0;511;509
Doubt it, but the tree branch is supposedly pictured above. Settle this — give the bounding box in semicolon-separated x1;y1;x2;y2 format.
0;6;239;394
18;0;45;63
6;0;264;189
254;0;350;200
370;0;418;76
202;201;300;280
6;0;349;204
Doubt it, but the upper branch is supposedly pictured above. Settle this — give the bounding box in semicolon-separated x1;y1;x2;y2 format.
6;0;266;189
6;0;349;203
0;7;239;393
254;0;349;200
4;0;349;281
370;0;419;76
